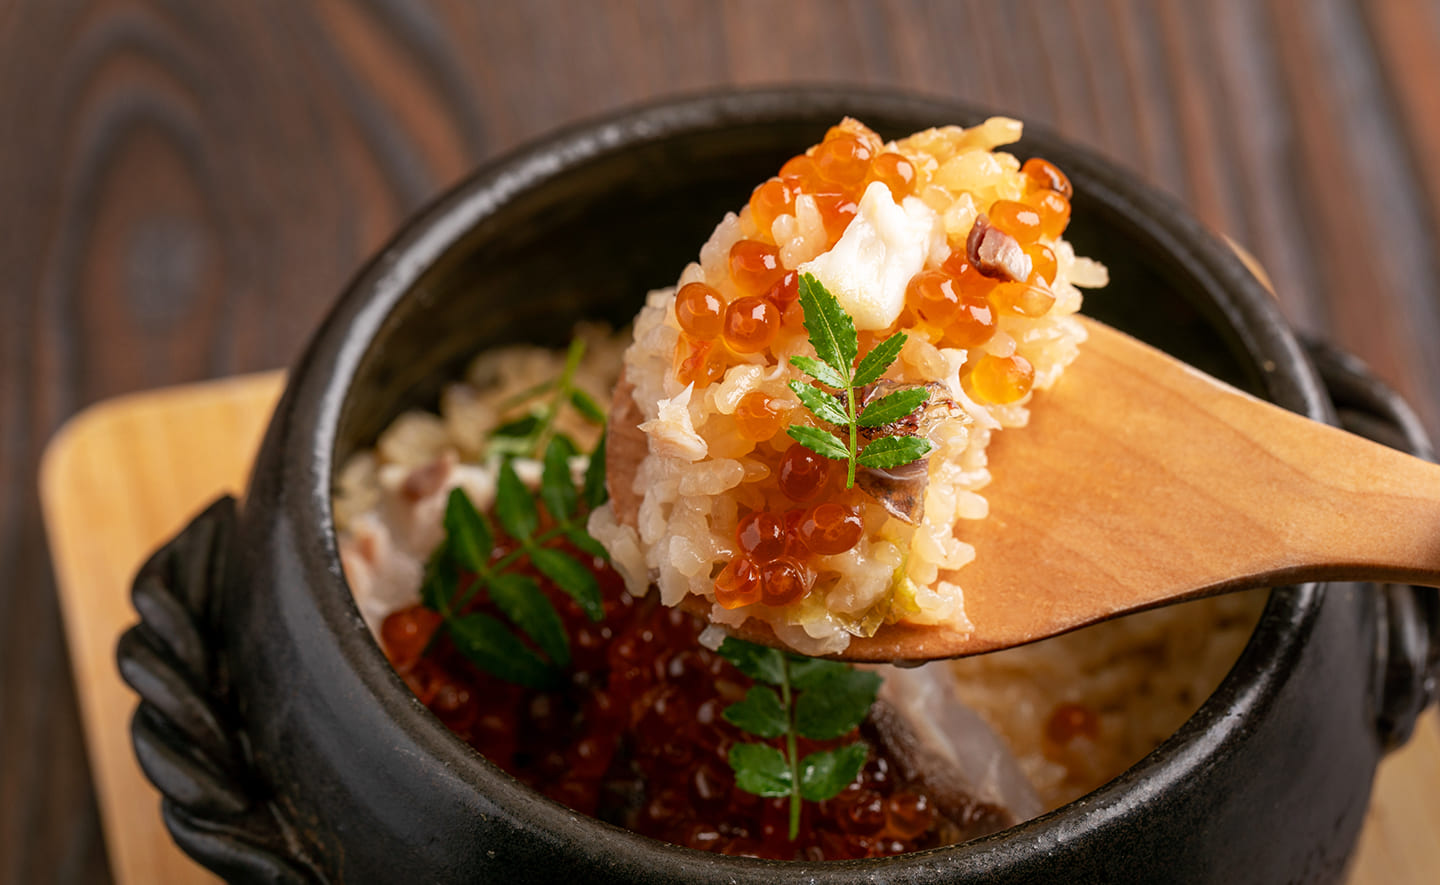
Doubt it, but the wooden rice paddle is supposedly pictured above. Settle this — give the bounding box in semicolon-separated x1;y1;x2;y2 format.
607;316;1440;662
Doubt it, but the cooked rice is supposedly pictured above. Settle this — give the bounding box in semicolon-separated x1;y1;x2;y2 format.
589;119;1108;655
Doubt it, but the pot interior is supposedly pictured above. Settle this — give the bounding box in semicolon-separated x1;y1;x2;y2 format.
315;91;1320;874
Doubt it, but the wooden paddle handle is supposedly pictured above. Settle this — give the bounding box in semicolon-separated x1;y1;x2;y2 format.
1306;339;1440;746
1113;324;1440;591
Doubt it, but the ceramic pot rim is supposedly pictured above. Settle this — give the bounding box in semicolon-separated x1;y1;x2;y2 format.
272;85;1333;875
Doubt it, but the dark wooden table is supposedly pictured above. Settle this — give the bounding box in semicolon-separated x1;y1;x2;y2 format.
4;2;1439;882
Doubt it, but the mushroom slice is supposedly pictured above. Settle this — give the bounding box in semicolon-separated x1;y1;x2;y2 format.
967;213;1032;282
855;382;964;524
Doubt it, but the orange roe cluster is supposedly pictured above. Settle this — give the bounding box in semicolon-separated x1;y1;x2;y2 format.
668;122;1077;612
595;116;1107;656
713;445;870;610
673;125;1073;409
379;534;953;860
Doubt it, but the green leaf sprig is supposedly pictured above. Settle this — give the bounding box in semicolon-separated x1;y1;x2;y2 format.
485;338;607;461
716;637;882;841
419;339;611;688
786;274;935;488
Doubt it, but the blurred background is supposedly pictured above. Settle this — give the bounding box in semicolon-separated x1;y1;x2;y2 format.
2;1;1438;882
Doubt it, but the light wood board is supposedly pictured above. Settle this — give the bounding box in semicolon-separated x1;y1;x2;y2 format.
38;373;1440;884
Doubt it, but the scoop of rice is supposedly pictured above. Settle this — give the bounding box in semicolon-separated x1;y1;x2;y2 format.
593;118;1107;655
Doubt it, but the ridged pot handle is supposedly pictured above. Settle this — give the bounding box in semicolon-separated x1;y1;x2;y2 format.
117;496;323;884
1306;339;1440;749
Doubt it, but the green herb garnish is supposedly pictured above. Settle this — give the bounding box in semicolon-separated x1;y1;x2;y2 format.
716;637;882;840
485;338;607;461
786;274;934;488
418;341;610;688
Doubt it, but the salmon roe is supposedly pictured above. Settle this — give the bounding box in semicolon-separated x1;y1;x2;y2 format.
778;443;832;502
729;240;786;296
989;280;1055;318
868;152;915;198
760;557;811;606
965;353;1035;404
379;484;980;860
779;154;826;194
675;282;725;339
988;200;1044;245
814;194;859;244
764;270;799;308
799;503;864;555
927;258;999;348
714;557;762;609
723;296;780;354
938;253;1000;300
674;334;726;387
1025;243;1058;285
381;606;443;669
734;391;788;441
749;178;794;238
1045;702;1100;744
1025;190;1071;239
905;270;964;326
814;134;873;191
736;511;787;562
1021;157;1074;199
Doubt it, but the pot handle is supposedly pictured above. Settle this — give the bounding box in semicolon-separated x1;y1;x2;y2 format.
1306;339;1440;749
117;496;323;884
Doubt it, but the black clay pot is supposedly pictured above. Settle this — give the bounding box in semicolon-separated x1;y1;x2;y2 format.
118;88;1440;884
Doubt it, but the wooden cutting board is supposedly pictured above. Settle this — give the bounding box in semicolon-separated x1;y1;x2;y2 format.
38;372;1440;885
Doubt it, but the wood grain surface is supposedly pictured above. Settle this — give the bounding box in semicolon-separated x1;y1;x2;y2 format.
4;2;1440;882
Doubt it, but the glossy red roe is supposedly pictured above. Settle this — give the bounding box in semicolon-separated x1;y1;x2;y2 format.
675;282;725;339
799;503;864;555
376;512;945;861
1045;701;1100;744
380;606;442;669
723;295;780;354
729;239;786;296
736;511;787;562
713;557;762;609
759;556;810;607
778;443;831;502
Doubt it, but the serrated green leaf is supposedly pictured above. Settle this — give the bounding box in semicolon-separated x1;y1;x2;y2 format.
728;743;793;798
787;380;849;426
540;437;578;521
787;655;849;692
531;547;603;621
857;387;931;429
494;459;538;540
798;743;869;801
443;488;493;573
788;354;847;390
419;545;457;612
498;378;557;412
722;686;788;738
716;637;786;685
568;388;607;424
856;434;934;469
797;273;857;376
563;526;610;561
490;413;541;440
582;433;608;509
447;612;558;689
851;331;908;388
795;668;882;740
786;425;849;462
486;573;570;667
